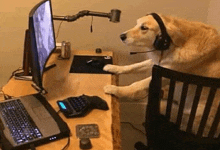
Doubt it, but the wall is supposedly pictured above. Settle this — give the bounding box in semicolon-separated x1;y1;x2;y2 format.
207;0;220;31
0;0;218;102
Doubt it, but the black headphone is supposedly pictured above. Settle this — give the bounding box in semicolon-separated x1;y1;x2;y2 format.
149;13;171;51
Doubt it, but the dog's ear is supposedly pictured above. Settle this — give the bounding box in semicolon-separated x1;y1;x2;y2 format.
166;23;187;47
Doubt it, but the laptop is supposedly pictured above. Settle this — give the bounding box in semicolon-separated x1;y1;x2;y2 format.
0;0;70;149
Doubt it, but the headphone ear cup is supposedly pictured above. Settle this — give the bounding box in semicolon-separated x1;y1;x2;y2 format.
154;35;171;50
154;35;163;50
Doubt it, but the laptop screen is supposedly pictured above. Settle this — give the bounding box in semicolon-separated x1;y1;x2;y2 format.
29;0;56;90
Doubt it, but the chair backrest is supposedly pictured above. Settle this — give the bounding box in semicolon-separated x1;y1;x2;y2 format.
146;65;220;149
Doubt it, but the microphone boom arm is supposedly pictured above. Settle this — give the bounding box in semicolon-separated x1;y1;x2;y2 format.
53;9;121;23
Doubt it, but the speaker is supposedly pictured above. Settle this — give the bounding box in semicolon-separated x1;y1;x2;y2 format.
149;13;171;51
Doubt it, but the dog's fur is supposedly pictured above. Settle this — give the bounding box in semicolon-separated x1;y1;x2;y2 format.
103;13;220;136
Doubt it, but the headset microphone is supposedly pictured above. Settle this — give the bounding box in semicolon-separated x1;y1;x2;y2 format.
130;50;156;55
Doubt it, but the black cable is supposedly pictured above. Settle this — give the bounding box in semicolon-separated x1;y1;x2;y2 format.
56;109;71;150
62;136;70;150
13;70;32;81
8;67;32;81
130;49;157;55
121;122;146;136
56;21;64;39
90;16;93;33
8;67;23;81
30;144;36;150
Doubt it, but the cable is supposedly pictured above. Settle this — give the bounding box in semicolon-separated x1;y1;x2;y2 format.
90;16;93;33
8;67;23;81
61;136;70;150
56;110;71;150
121;122;146;136
30;144;36;150
130;49;157;55
8;67;32;81
13;70;32;81
56;21;64;39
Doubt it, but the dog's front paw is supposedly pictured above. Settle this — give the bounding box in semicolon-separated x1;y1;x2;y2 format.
104;85;119;95
104;84;148;100
104;85;127;98
103;64;125;74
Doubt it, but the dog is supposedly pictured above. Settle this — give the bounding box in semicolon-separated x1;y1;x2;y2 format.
103;13;220;136
103;13;220;100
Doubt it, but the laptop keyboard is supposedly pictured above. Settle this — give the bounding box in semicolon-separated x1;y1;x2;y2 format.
0;99;42;144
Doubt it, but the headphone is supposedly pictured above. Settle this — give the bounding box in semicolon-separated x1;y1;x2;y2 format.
148;13;171;51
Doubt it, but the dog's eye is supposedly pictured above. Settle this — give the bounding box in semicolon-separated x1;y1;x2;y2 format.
140;25;148;30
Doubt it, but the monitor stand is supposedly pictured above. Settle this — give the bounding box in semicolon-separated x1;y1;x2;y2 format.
13;29;32;80
22;29;32;76
44;64;56;72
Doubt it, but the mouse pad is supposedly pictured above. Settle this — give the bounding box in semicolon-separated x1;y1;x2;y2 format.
69;55;113;74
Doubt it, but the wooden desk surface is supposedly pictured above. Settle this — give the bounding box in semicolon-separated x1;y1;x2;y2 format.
2;50;121;150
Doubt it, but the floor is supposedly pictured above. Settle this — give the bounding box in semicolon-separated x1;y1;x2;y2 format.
120;102;147;150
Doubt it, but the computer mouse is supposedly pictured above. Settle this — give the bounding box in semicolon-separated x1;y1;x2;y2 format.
90;96;109;110
80;138;92;149
86;57;105;69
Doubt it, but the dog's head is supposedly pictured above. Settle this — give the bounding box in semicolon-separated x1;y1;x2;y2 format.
120;13;172;50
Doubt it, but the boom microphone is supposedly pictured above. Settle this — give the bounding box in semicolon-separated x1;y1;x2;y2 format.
130;49;157;55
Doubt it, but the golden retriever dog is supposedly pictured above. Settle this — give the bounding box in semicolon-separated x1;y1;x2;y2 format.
103;13;220;136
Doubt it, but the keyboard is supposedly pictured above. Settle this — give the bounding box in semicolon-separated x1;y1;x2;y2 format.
57;95;91;118
0;99;42;144
57;95;109;118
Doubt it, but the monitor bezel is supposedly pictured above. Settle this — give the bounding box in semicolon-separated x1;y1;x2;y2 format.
28;0;56;91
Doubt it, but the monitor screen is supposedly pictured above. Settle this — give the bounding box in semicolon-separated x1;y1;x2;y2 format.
29;0;56;90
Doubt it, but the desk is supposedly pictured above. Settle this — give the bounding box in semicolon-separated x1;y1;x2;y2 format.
1;50;121;150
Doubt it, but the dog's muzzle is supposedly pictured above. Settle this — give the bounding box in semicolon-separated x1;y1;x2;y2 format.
120;33;127;41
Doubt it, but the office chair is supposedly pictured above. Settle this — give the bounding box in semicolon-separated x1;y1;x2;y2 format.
135;65;220;150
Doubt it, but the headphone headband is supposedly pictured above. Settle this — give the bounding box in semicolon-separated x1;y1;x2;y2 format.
148;13;171;50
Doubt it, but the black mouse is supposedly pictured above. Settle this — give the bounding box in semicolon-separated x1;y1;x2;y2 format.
90;96;109;110
80;138;92;149
86;57;105;69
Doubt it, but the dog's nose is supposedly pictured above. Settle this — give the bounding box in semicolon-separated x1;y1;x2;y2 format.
120;33;127;41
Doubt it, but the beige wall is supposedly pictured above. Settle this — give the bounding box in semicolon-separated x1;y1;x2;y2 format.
0;0;219;94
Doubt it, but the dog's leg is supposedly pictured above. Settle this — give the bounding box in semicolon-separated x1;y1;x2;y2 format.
103;59;154;75
104;74;170;99
104;77;152;99
103;59;154;99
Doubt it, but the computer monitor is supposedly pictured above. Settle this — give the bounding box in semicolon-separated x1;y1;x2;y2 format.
28;0;56;91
